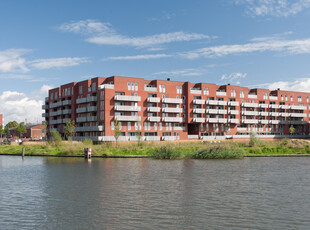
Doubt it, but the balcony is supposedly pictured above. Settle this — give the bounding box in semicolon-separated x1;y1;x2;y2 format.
50;101;62;108
279;113;290;117
269;112;279;116
279;105;290;109
269;120;280;124
162;98;183;104
193;108;205;113
147;97;160;103
86;106;97;112
45;97;49;101
206;109;218;114
259;111;269;116
173;126;185;131
218;109;227;114
162;136;177;141
115;115;141;121
242;111;259;116
76;97;87;104
206;118;227;123
193;99;205;104
147;117;161;122
42;113;48;117
75;126;104;132
62;118;70;124
228;119;239;123
114;95;141;102
42;104;48;110
114;105;141;112
76;107;87;113
269;96;278;100
242;119;259;124
87;96;97;102
290;113;307;117
228;110;239;115
269;104;279;109
145;136;161;141
49;120;57;125
291;105;307;110
193;117;205;123
87;116;97;122
144;86;157;92
162;117;183;122
237;127;247;131
216;91;227;96
217;101;227;106
162;107;183;113
76;117;87;122
218;118;227;123
190;89;202;94
242;103;259;108
62;109;72;115
147;107;160;112
228;101;239;106
259;120;269;124
62;100;71;106
50;110;62;116
98;84;114;89
248;94;257;99
259;104;269;108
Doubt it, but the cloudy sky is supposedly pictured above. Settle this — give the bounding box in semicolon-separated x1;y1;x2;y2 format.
1;0;310;124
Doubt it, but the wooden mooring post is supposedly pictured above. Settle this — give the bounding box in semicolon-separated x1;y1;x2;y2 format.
22;148;25;158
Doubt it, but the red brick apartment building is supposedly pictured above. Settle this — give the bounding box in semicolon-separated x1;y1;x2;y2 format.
42;76;310;141
0;114;3;127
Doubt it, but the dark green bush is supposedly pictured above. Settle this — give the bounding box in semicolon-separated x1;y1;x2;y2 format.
149;146;181;159
191;145;244;159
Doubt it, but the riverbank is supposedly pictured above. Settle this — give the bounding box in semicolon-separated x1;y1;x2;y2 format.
1;138;310;159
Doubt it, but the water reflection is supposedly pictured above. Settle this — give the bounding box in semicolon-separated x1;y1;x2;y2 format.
1;156;310;229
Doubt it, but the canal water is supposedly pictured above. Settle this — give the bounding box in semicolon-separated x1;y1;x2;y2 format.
1;156;310;229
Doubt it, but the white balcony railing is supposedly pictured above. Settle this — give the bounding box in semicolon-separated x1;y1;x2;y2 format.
98;84;114;89
144;86;157;92
193;108;205;113
242;111;259;116
206;109;218;114
259;104;269;108
259;120;269;124
279;113;290;117
259;111;269;116
114;105;141;111
147;107;161;112
280;105;290;109
162;98;183;104
269;104;279;109
206;118;218;123
228;119;239;123
228;101;239;106
269;120;280;124
291;105;307;110
147;97;160;103
114;95;141;102
162;107;183;113
193;99;205;104
242;119;259;124
115;115;141;121
162;136;177;141
242;103;259;108
216;91;227;96
147;117;160;122
217;109;227;114
290;113;307;117
228;110;239;115
269;112;279;116
206;100;218;105
162;117;183;122
193;117;205;123
269;96;278;100
248;94;257;99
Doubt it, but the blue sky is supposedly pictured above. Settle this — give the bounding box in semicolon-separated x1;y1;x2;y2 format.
1;0;310;123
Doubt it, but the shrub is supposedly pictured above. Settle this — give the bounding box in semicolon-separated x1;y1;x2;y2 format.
149;146;181;159
191;145;244;159
82;138;93;146
249;131;259;147
49;130;62;146
281;138;290;146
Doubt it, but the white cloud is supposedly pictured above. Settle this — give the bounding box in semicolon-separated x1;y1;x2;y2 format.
0;85;51;124
104;54;172;61
235;0;310;17
0;49;30;73
221;72;247;85
30;57;90;69
179;37;310;59
255;78;310;92
58;19;210;48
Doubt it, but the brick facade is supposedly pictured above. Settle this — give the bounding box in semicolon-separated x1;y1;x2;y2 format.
42;76;310;141
9;124;45;140
0;114;3;127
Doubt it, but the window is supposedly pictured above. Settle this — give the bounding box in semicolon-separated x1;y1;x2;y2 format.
240;90;244;98
51;93;53;100
111;122;114;130
100;111;104;120
230;90;236;97
92;82;96;92
159;122;162;131
298;96;302;102
128;82;131;90
135;83;138;91
291;96;293;101
79;86;83;94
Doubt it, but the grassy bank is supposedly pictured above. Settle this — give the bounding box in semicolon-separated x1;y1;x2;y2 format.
1;138;310;159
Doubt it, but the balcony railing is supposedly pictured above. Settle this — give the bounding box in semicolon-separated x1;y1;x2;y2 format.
217;109;227;114
162;136;177;141
42;113;48;117
42;104;48;110
279;105;290;109
98;84;114;89
206;109;218;114
76;97;87;104
259;120;269;124
162;98;183;104
259;104;269;108
248;94;257;99
228;119;239;123
269;120;280;124
62;109;72;115
242;119;259;124
242;103;259;108
291;105;307;110
206;118;227;123
259;111;269;116
228;110;239;115
279;113;290;117
76;117;87;122
144;86;157;92
87;116;97;122
115;115;141;121
193;108;205;113
114;95;141;101
147;97;160;103
147;107;161;112
62;100;71;106
290;113;307;117
228;101;239;106
76;107;87;113
50;101;62;108
269;112;279;116
193;117;205;123
216;91;227;96
269;96;278;100
242;111;258;116
162;117;183;122
162;107;183;113
75;126;104;132
193;99;205;104
147;117;161;122
269;104;279;109
114;105;141;112
87;96;97;102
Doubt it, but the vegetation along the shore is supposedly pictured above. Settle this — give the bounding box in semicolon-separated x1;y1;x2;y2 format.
1;134;310;159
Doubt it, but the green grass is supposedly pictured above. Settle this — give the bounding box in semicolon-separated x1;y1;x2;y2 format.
1;138;310;159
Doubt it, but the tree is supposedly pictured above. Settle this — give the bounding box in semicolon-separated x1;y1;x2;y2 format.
42;121;47;140
289;125;295;135
136;122;143;147
16;123;27;138
249;131;258;147
49;129;62;146
0;125;4;138
114;119;121;146
4;121;18;138
64;119;76;141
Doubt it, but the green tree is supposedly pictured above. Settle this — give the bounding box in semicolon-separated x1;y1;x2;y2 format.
42;121;48;140
49;129;62;146
16;123;27;138
249;131;258;147
4;121;19;138
0;125;4;138
114;119;121;146
289;125;295;135
64;119;76;141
